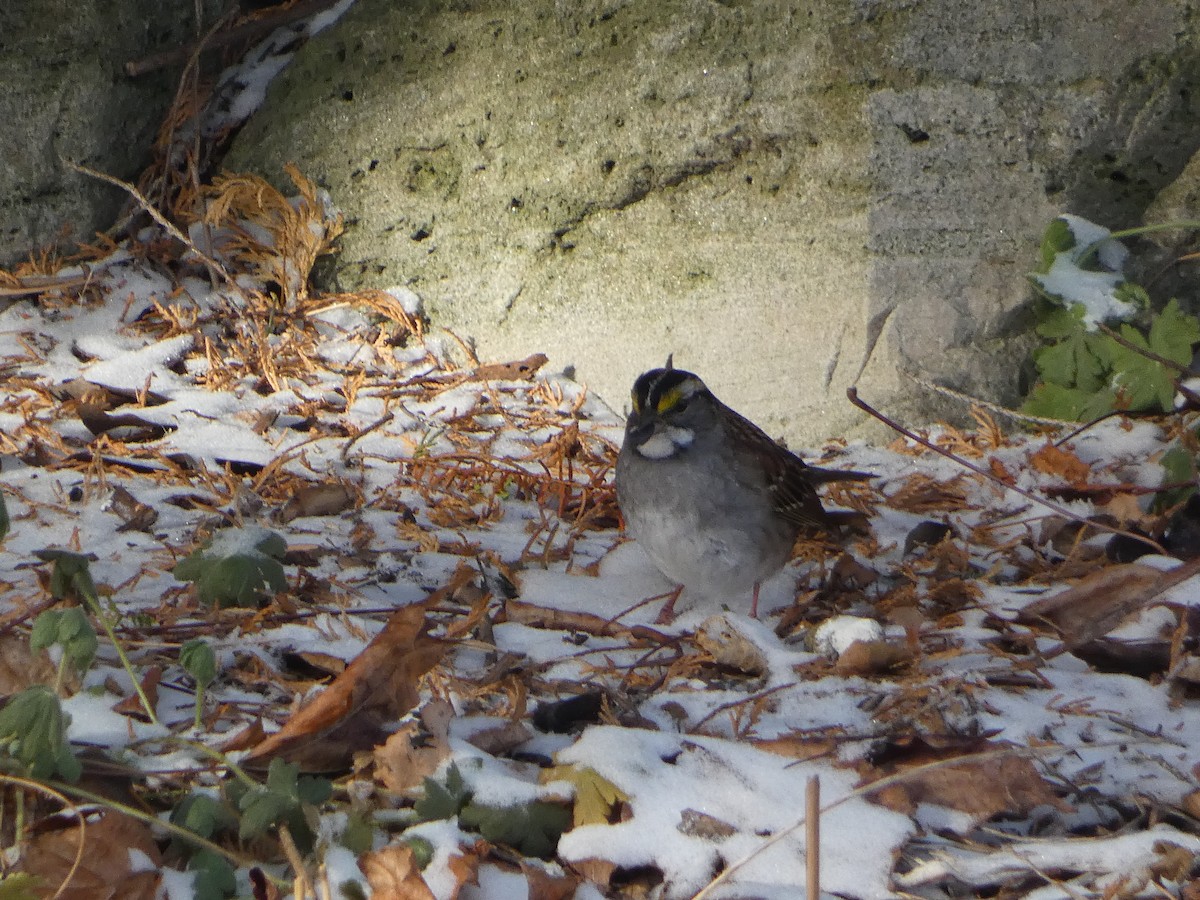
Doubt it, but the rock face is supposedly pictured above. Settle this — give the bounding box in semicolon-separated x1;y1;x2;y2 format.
224;0;1199;442
0;1;215;268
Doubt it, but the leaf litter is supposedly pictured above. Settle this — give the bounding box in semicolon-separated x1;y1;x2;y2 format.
1;63;1200;900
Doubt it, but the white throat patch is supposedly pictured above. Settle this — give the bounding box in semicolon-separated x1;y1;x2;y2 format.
636;426;694;459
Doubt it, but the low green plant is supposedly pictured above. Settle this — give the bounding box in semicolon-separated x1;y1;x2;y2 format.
0;685;80;781
173;526;288;608
30;608;96;693
180;639;218;730
413;762;570;859
1023;215;1200;421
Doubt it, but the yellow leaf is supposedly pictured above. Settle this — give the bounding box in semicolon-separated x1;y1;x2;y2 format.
542;765;629;827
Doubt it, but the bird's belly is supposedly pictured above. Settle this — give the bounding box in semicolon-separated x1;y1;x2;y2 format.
627;497;792;599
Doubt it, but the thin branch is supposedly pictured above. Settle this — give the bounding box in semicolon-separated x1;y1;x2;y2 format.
846;387;1168;555
63;160;245;299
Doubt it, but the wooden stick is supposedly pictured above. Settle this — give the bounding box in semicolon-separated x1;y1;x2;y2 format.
806;775;820;899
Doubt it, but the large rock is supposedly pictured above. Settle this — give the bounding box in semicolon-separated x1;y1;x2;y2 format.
225;0;1200;442
0;1;219;268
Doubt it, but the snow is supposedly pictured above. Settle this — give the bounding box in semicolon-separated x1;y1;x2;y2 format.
1032;214;1136;330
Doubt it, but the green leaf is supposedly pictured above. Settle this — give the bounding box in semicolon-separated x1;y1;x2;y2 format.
1022;381;1119;421
35;550;99;607
1157;443;1198;511
171;792;234;840
1033;330;1108;394
180;639;217;689
173;527;288;608
0;686;79;781
0;872;43;900
1033;303;1087;340
340;811;375;854
414;763;471;822
187;849;237;900
1098;326;1176;412
1036;217;1076;273
459;800;571;858
403;836;435;869
235;759;328;852
1148;298;1200;365
30;608;96;675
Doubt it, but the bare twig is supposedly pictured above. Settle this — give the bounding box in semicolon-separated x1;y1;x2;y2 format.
63;160;246;299
847;387;1168;555
806;776;820;900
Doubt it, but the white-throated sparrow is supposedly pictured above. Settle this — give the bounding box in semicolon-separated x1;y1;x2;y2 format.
614;363;871;622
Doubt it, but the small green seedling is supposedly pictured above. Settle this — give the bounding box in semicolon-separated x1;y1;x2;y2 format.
173;527;288;608
180;639;218;730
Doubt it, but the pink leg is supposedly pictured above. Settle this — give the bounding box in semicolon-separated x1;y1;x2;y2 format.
750;582;761;618
655;585;685;624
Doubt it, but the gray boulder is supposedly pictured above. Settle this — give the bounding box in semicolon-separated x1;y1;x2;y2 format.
0;1;220;268
221;0;1200;441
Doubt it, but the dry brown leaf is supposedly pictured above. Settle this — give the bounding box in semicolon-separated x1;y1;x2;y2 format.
278;482;357;523
360;844;437;900
988;456;1014;484
464;720;533;756
1017;558;1200;649
20;809;161;900
505;598;634;638
220;717;267;752
1030;441;1091;486
884;473;971;513
568;857;619;890
107;485;159;532
753;732;838;761
466;353;549;382
521;859;580;900
112;665;161;722
834;639;912;675
243;598;448;771
0;632;57;696
871;753;1066;820
372;700;453;794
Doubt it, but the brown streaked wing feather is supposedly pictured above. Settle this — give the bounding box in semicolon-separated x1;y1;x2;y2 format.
719;406;833;529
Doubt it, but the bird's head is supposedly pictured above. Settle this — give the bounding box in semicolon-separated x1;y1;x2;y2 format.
623;367;713;460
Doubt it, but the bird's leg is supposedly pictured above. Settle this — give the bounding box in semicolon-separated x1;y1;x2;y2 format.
750;582;762;618
655;584;685;624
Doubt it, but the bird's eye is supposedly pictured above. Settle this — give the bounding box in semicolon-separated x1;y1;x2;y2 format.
671;398;689;413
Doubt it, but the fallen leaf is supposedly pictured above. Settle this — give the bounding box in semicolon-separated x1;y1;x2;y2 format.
834;639;912;674
278;482;357;523
0;632;57;696
542;765;629;827
112;665;161;722
373;700;453;794
360;844;436;900
243;597;448;771
1017;558;1200;649
870;752;1066;821
464;719;533;756
677;808;736;840
20;809;161;900
107;485;158;532
1030;441;1091;486
566;857;618;890
521;859;579;900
